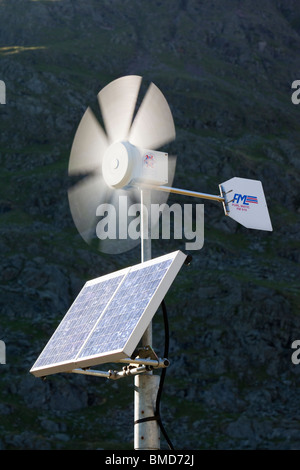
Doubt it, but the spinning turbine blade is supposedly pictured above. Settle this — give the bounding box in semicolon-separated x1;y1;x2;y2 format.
98;75;142;144
69;107;108;175
68;172;112;243
68;76;177;254
97;188;141;254
129;82;175;150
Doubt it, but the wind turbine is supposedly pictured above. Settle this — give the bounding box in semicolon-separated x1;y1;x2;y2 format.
67;75;272;450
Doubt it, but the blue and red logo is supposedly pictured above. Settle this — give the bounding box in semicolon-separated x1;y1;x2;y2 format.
233;194;258;205
144;154;154;168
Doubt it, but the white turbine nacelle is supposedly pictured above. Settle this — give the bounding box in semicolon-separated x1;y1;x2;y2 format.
102;141;168;189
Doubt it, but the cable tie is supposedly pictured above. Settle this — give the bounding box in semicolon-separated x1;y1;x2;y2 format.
134;414;160;425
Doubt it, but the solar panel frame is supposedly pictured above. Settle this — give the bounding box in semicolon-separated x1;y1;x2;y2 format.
30;251;186;377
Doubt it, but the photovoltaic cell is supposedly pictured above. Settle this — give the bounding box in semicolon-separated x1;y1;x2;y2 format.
30;251;186;377
78;259;172;359
31;273;126;372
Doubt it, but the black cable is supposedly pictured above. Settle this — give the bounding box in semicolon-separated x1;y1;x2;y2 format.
155;299;175;450
161;300;169;359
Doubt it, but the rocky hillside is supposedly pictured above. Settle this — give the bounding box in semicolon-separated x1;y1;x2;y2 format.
0;0;299;449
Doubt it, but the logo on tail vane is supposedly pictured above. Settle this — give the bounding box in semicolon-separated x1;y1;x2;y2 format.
233;194;258;205
220;177;272;231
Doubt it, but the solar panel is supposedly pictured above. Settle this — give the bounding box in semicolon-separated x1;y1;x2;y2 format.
30;251;186;377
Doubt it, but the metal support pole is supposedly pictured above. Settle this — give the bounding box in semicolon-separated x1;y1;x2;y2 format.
134;374;160;449
134;189;160;450
140;189;152;262
140;189;152;348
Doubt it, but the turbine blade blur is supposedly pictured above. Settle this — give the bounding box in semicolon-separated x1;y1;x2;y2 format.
129;82;175;150
69;107;108;175
98;75;142;144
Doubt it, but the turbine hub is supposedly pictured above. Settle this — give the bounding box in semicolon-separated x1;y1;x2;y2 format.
102;141;138;189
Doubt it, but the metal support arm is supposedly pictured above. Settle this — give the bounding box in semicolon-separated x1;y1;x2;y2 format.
68;356;169;381
141;184;225;203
